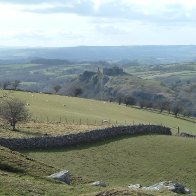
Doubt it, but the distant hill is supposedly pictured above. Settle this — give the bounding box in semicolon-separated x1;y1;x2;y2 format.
63;68;172;103
1;45;196;63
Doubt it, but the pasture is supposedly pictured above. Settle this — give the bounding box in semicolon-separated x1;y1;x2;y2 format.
0;90;195;195
26;135;196;194
0;90;195;138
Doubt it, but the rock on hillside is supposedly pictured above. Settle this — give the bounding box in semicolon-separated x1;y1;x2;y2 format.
48;170;71;184
128;181;191;194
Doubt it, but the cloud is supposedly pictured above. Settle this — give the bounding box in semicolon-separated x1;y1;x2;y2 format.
96;25;126;35
28;1;95;16
1;0;196;26
15;0;196;27
0;0;67;4
1;0;196;46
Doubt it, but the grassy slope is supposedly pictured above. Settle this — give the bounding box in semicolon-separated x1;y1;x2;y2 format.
0;90;195;135
26;135;196;194
0;145;56;176
0;146;170;196
0;90;195;195
0;146;104;195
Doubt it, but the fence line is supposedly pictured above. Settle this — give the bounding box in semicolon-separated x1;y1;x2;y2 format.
32;116;140;126
31;116;186;134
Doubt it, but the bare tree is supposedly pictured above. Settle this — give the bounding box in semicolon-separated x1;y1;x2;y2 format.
53;85;62;94
172;102;183;117
125;96;136;106
12;80;21;90
157;100;170;113
0;97;30;130
2;81;11;90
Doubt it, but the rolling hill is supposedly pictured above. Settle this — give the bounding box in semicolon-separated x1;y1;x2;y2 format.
0;90;195;138
0;90;195;195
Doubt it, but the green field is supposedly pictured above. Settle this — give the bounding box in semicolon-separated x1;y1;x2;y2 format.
0;90;196;195
0;146;103;196
0;90;195;136
0;145;174;196
26;135;196;194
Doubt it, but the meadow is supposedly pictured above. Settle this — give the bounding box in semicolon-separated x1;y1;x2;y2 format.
0;144;175;196
0;90;196;195
0;90;195;138
26;135;196;194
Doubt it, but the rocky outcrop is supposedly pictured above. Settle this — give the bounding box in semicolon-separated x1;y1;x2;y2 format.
0;125;171;150
128;181;191;194
103;67;125;76
48;170;70;184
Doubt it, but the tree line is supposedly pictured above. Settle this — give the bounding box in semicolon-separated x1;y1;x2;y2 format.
0;80;21;90
116;94;190;118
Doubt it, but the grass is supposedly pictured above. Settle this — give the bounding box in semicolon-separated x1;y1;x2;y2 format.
0;121;105;138
0;90;195;138
0;168;108;196
0;90;195;195
25;135;196;194
0;145;56;176
0;145;171;196
0;145;103;195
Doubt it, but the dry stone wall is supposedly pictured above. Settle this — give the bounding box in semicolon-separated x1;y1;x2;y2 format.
0;125;171;150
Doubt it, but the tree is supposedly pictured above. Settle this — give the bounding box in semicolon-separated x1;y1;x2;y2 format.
118;97;122;105
53;85;62;94
0;97;30;130
172;102;183;117
125;96;136;106
2;81;11;90
157;99;170;113
12;80;21;90
73;87;83;97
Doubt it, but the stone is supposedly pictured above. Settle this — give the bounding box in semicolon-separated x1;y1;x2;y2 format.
91;181;107;187
128;181;191;194
48;170;70;184
128;184;142;189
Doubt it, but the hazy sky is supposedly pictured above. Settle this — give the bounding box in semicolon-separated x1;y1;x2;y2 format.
0;0;196;47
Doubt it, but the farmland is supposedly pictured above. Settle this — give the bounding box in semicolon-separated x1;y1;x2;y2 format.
26;135;196;194
0;46;196;195
0;90;195;138
0;90;195;195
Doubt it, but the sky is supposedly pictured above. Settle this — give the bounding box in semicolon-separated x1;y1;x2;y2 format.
0;0;196;47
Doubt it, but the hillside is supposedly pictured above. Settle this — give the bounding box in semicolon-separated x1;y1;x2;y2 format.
63;65;196;116
0;146;98;195
0;52;195;116
0;90;195;195
0;145;176;196
63;69;172;100
0;90;195;138
26;135;196;195
0;145;56;176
